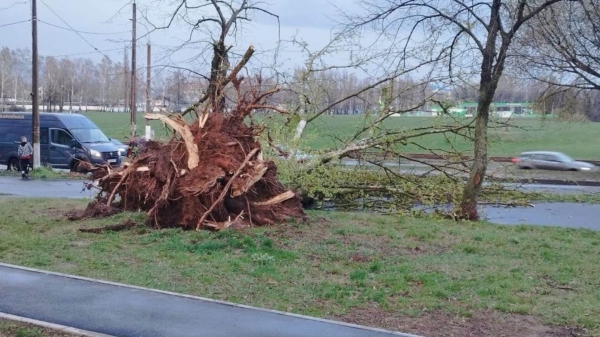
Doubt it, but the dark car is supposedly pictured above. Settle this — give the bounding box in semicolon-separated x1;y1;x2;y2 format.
0;112;122;172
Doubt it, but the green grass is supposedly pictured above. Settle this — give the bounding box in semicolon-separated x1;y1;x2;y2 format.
299;116;600;158
0;167;85;180
1;198;599;334
83;112;600;159
0;319;71;337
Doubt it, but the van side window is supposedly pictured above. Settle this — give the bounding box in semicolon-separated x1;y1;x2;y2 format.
51;129;74;146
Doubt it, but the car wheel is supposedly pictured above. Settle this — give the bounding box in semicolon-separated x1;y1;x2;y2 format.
568;168;578;172
8;157;20;171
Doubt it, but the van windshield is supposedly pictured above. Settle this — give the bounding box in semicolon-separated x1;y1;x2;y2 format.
70;128;109;143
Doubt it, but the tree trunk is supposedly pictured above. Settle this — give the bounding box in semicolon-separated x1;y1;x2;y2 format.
294;119;307;140
14;78;17;109
0;81;4;111
207;41;228;112
459;0;502;220
459;98;491;219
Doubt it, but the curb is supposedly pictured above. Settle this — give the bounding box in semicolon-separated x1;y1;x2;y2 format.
0;312;113;337
0;262;423;337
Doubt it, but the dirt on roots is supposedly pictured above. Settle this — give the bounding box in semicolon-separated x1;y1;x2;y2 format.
73;110;305;231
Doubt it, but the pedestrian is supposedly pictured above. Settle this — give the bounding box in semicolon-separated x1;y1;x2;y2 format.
17;136;33;179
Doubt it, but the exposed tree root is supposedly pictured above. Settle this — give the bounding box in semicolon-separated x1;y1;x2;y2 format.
79;77;305;231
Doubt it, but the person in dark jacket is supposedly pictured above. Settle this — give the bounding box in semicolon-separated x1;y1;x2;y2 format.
17;136;33;179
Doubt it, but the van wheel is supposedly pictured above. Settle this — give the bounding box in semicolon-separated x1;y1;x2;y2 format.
8;157;20;171
71;159;88;173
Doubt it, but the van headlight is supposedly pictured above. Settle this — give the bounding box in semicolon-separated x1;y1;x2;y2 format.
118;148;126;156
90;149;102;158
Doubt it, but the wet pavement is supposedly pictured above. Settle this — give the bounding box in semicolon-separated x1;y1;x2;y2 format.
0;264;415;337
482;202;600;230
506;183;600;195
0;176;94;199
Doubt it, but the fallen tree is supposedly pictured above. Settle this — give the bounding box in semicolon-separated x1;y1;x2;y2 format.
77;73;305;231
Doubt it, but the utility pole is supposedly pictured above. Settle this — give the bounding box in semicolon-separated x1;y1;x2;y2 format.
130;2;137;138
123;47;128;114
145;43;151;139
31;0;40;168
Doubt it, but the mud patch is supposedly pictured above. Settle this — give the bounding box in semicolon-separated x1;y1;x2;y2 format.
67;200;119;220
335;307;583;337
79;219;137;234
350;253;371;263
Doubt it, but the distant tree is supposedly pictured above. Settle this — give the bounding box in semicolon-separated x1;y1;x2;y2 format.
347;0;576;219
0;47;13;111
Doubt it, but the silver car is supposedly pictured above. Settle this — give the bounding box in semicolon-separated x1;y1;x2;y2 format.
513;151;597;171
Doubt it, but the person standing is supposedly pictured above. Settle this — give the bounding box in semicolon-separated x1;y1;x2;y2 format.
17;136;33;179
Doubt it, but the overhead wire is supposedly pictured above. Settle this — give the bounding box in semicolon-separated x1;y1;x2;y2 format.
0;19;30;28
0;1;27;11
38;20;129;35
46;48;125;58
38;0;114;60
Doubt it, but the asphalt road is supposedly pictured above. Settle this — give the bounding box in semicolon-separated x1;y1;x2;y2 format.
0;264;414;337
482;202;600;230
0;176;95;199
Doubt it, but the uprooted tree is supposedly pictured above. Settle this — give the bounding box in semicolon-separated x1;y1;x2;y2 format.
78;46;305;230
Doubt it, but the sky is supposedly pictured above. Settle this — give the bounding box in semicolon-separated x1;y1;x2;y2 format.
0;0;362;75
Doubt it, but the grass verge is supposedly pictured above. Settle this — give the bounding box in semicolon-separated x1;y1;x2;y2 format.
0;319;72;337
0;167;85;180
0;198;598;336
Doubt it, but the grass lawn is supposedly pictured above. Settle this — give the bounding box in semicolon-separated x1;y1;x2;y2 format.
0;319;71;337
1;198;599;336
83;112;600;159
0;167;85;180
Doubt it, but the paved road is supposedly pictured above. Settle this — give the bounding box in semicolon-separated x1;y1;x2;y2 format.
0;264;415;337
482;202;600;230
506;183;600;195
0;176;95;199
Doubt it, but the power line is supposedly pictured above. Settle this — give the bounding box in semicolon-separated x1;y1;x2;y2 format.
38;0;114;60
0;1;27;11
46;47;124;58
0;19;30;28
38;20;129;35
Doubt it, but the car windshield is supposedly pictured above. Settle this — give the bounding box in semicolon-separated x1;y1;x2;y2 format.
70;128;110;143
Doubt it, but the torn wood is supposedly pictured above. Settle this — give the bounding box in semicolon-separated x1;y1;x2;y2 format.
231;162;268;197
145;113;200;169
254;190;295;206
